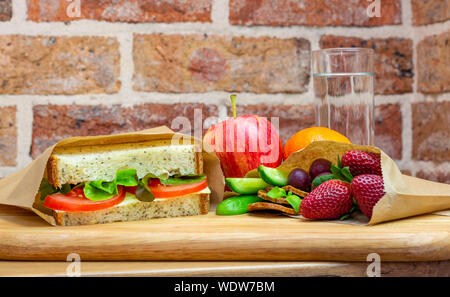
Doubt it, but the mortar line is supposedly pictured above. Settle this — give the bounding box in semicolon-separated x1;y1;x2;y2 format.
117;32;134;95
10;0;27;23
1;20;449;40
15;98;33;169
399;0;414;173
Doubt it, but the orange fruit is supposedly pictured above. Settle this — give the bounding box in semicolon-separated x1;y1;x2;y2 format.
284;127;351;159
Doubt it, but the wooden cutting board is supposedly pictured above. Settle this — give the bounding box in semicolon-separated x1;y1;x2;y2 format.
0;205;449;261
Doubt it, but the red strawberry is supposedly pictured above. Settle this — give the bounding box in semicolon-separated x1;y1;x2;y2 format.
341;150;382;177
351;174;385;219
300;180;352;220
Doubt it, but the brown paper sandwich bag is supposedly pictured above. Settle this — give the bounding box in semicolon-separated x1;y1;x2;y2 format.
247;141;450;225
0;126;224;226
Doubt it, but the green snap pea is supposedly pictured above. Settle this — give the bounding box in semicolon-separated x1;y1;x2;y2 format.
216;195;264;216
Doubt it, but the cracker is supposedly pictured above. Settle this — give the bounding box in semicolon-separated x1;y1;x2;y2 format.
282;185;309;198
247;202;298;215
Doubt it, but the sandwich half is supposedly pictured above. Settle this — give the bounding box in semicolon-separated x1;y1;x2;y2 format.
34;139;210;226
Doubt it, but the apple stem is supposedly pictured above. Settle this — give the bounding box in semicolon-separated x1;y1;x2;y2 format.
230;94;237;118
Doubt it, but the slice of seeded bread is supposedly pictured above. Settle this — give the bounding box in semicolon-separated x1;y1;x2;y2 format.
35;192;210;226
47;140;203;188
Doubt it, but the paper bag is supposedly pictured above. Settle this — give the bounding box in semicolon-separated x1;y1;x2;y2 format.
0;126;225;226
247;141;450;225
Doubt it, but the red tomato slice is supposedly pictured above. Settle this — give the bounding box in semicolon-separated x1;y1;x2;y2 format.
44;186;126;212
148;178;208;198
125;186;137;195
66;186;85;197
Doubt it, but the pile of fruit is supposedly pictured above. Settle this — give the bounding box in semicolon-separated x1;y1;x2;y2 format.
206;95;386;221
217;150;385;221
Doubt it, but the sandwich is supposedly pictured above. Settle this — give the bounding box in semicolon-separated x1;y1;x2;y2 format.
33;139;210;226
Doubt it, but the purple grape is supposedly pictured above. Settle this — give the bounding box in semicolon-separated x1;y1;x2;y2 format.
288;168;311;192
309;159;332;180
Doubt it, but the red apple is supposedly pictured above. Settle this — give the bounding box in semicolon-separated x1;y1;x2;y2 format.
203;95;283;178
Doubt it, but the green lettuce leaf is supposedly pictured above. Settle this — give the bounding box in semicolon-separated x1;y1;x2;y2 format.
83;183;115;201
39;178;58;202
61;169;202;202
84;169;139;200
89;180;117;194
60;184;73;195
116;169;139;187
135;181;155;202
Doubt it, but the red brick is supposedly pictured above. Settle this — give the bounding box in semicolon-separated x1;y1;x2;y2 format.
417;31;450;94
411;0;450;26
0;106;17;166
375;104;402;160
31;103;219;158
227;104;315;145
416;170;450;184
0;35;120;95
229;0;402;27
0;0;11;21
133;34;310;94
27;0;211;23
320;36;413;95
412;102;450;162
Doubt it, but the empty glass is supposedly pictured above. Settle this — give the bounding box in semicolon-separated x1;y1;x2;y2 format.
312;48;375;145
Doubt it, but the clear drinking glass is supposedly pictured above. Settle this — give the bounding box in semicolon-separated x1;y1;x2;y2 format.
312;48;375;145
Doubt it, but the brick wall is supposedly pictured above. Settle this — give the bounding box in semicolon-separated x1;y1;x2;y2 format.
0;0;449;183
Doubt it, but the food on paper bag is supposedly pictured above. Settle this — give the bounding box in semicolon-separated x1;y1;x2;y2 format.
203;95;283;179
283;127;351;159
241;148;382;220
35;140;211;226
241;139;450;224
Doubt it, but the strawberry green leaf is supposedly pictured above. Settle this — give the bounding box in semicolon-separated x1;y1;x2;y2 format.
340;213;351;220
340;204;359;221
341;167;353;183
312;174;335;188
331;164;346;180
337;154;343;168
